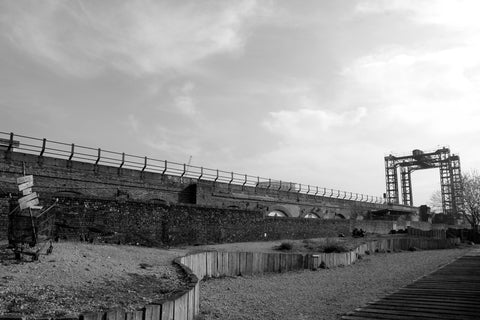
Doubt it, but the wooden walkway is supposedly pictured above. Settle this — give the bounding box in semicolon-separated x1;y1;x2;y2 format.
342;249;480;320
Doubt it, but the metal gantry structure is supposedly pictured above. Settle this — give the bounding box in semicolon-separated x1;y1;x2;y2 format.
384;147;464;216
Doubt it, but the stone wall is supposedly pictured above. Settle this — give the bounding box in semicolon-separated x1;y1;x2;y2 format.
0;195;351;245
0;197;10;240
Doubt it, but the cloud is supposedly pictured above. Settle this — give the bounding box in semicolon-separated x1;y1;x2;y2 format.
356;0;480;30
126;114;139;133
171;82;197;116
0;0;265;77
263;101;367;144
342;45;480;135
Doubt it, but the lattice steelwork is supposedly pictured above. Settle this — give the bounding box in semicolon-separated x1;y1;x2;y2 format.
384;147;464;216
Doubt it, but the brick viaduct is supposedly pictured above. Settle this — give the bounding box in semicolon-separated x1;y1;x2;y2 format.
0;148;415;220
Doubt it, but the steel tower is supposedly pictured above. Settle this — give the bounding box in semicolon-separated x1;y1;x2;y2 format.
384;148;464;216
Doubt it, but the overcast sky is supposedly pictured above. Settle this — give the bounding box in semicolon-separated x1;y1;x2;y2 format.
1;0;479;206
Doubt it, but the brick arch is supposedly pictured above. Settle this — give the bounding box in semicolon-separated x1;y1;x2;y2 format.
267;205;292;217
334;213;347;219
54;190;83;197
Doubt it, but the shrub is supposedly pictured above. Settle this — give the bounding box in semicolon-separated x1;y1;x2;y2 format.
278;242;293;251
321;243;348;253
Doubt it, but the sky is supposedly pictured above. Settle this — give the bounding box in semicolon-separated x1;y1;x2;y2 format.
1;0;480;206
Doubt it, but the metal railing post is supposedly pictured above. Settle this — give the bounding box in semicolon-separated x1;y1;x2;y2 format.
242;174;247;190
141;156;147;173
68;144;75;161
162;160;167;175
7;132;14;152
180;163;186;178
198;167;204;181
119;152;125;169
40;138;47;156
95;148;101;166
228;172;234;189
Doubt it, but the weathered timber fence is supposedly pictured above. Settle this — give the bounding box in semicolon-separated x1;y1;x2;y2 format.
0;237;460;320
407;227;446;239
180;237;460;281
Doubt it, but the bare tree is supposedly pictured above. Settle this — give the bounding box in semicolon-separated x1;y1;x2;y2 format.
462;170;480;231
428;189;443;213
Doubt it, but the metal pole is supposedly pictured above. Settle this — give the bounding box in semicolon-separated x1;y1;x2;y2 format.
7;132;14;152
162;160;167;175
68;144;75;161
95;148;101;166
118;152;125;169
40;138;47;156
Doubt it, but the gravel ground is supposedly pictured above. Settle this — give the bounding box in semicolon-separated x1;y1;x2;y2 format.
199;247;472;320
0;241;188;318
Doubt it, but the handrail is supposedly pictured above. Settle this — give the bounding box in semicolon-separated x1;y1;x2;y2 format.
0;131;386;204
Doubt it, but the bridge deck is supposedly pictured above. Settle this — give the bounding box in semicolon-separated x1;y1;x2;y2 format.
342;249;480;320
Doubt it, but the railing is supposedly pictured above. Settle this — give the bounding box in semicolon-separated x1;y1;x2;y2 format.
0;132;386;204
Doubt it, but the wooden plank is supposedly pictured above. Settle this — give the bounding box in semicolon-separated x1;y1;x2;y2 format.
81;312;106;320
251;252;259;274
239;252;247;275
261;252;269;274
198;253;206;279
18;180;33;192
266;253;274;272
228;252;239;276
273;253;280;272
19;197;39;210
205;252;213;278
194;283;200;316
17;175;33;185
18;192;38;205
160;300;174;320
187;287;195;320
173;294;188;320
222;251;229;276
212;251;218;277
106;309;125;320
215;251;222;276
279;254;287;272
124;310;143;320
245;252;253;275
145;305;161;320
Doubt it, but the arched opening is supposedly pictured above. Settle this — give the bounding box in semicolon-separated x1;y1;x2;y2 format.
54;190;83;197
267;210;287;217
304;213;320;219
334;213;346;220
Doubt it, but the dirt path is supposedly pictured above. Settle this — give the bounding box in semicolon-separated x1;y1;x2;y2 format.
199;247;472;320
